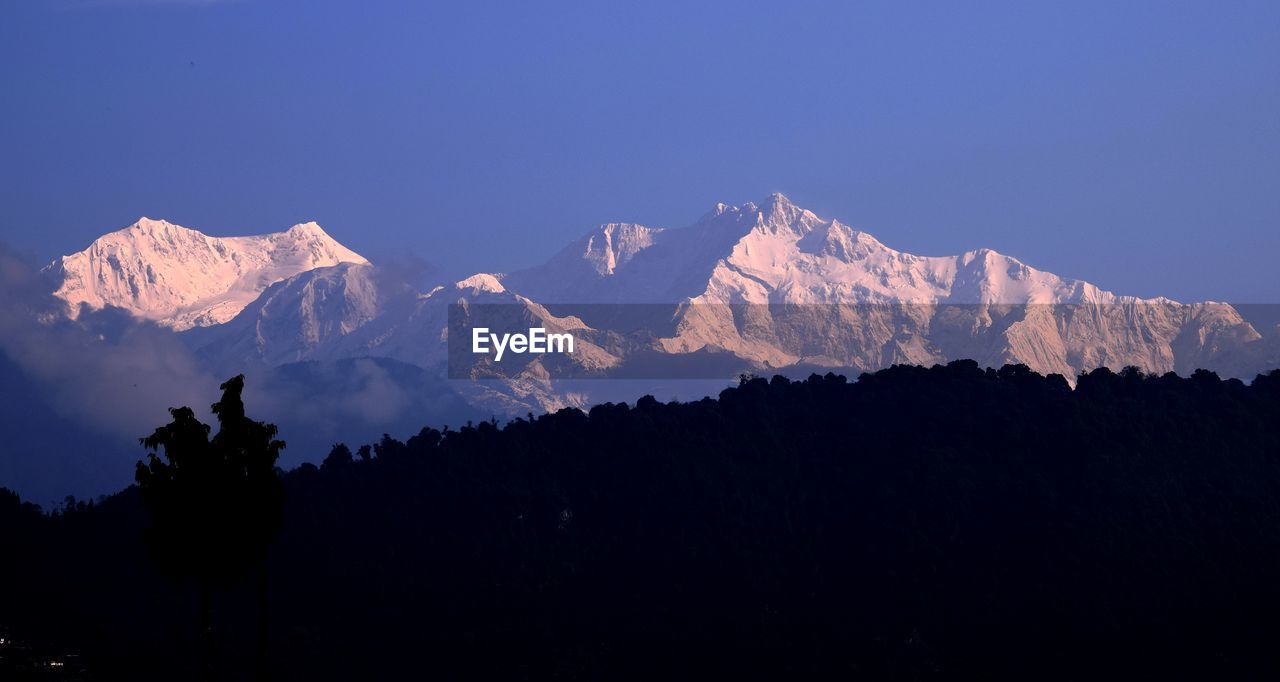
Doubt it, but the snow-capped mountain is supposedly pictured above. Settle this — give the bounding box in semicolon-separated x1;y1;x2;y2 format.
495;194;1266;384
181;262;391;367
508;193;1144;306
43;197;1279;418
45;217;368;330
517;194;1264;376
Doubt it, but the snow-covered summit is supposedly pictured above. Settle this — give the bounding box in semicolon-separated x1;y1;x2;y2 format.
45;217;367;330
455;273;506;294
506;193;1160;307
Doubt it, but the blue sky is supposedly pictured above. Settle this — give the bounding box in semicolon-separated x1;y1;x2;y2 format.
2;0;1278;301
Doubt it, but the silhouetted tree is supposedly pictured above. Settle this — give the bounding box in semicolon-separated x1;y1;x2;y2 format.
322;443;353;471
135;375;285;680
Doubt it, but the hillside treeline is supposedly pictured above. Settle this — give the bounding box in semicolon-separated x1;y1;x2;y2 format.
3;361;1280;679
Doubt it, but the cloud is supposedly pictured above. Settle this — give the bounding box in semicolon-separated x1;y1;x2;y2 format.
0;244;220;441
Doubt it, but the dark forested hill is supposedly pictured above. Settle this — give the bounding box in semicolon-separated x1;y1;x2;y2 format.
4;361;1280;680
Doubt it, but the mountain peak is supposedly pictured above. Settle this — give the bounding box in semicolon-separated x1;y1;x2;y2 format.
124;216;187;235
456;273;505;294
286;221;328;237
761;191;794;208
745;192;817;238
758;192;800;219
698;195;798;226
47;218;368;329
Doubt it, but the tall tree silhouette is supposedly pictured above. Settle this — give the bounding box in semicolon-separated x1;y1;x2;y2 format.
136;375;285;679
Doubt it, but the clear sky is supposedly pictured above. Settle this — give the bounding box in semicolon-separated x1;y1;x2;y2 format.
2;0;1277;302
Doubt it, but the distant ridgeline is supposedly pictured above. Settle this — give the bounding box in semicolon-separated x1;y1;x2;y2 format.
4;361;1280;679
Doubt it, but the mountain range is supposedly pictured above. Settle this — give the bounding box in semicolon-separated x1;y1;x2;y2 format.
4;193;1274;501
43;193;1280;416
